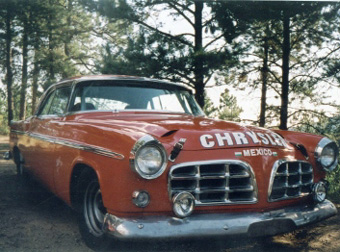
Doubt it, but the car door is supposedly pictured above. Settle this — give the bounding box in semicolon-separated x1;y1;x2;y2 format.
28;85;72;192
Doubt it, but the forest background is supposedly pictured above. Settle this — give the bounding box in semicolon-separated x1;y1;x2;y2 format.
1;0;340;200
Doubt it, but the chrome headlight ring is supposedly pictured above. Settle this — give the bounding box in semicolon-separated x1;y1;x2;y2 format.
172;192;195;218
312;181;327;203
315;137;339;172
130;135;168;179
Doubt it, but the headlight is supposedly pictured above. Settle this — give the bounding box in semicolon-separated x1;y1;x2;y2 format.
130;135;168;179
315;138;339;172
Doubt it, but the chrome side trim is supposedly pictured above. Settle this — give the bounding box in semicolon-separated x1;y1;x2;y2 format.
103;200;337;239
30;132;55;144
10;130;26;135
12;130;124;160
54;139;125;160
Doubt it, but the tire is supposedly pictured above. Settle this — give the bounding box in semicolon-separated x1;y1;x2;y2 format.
77;169;111;251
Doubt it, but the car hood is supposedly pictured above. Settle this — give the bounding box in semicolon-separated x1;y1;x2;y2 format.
75;112;292;151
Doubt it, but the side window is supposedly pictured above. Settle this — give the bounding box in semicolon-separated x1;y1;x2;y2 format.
147;94;186;113
40;91;56;116
49;87;72;115
39;86;72;116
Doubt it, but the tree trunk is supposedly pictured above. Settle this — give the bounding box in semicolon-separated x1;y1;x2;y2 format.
280;10;290;130
61;0;73;79
49;28;55;81
259;24;269;127
64;0;72;57
32;31;40;114
19;12;29;120
193;1;205;108
5;8;14;125
47;0;55;86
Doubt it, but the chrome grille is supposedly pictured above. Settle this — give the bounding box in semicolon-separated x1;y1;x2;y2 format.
269;160;313;202
169;160;258;206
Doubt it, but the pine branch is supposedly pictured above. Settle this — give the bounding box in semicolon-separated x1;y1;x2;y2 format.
267;68;282;85
169;68;195;85
287;109;329;119
167;2;194;28
267;82;281;96
288;121;324;133
203;72;214;86
175;33;195;38
133;18;194;48
204;33;225;49
167;1;195;15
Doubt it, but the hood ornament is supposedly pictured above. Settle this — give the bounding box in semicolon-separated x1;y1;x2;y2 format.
169;138;186;162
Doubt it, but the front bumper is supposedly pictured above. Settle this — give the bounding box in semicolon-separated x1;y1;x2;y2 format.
103;200;337;239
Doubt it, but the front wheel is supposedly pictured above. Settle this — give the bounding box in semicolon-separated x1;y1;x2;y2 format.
77;170;111;251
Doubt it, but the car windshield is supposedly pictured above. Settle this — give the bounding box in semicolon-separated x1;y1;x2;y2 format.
70;81;204;116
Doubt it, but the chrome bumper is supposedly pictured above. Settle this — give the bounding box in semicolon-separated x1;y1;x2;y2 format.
103;200;337;239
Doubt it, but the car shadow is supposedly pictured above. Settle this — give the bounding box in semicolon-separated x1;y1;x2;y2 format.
106;236;304;252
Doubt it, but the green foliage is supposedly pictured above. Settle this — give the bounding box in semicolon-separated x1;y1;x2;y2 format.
211;2;338;129
0;0;127;124
327;167;340;203
203;94;217;118
323;3;340;82
203;88;242;122
0;85;9;134
217;89;243;122
296;113;340;203
322;115;340;203
93;0;238;107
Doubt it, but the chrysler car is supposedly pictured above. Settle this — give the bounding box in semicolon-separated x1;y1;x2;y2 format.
7;75;338;250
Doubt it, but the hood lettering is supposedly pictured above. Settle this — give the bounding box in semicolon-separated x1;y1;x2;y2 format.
235;149;278;157
233;132;249;145
246;131;260;144
200;131;287;148
201;134;215;148
215;133;233;146
257;133;269;145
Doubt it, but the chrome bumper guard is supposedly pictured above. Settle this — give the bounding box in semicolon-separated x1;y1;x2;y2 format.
103;200;337;239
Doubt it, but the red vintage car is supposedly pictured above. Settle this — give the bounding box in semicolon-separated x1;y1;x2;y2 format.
8;75;338;249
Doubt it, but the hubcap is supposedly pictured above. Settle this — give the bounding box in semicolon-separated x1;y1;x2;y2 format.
84;181;106;237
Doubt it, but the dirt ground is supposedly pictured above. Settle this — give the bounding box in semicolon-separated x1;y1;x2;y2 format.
1;135;340;252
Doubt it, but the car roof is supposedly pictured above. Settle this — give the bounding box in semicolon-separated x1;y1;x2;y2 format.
52;75;192;91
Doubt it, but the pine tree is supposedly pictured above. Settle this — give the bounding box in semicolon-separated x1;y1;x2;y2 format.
211;1;336;129
218;88;243;122
0;0;17;124
0;0;127;124
89;0;236;108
